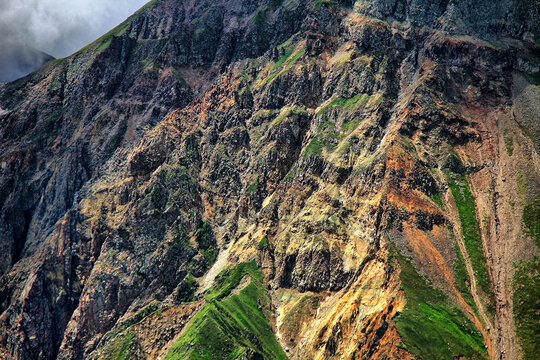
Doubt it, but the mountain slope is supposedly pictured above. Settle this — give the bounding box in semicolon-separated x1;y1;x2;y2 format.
0;0;539;359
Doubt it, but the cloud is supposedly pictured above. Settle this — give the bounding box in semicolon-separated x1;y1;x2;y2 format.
0;0;150;58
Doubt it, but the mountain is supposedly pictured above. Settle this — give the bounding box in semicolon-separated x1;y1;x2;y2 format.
0;44;54;83
0;0;538;359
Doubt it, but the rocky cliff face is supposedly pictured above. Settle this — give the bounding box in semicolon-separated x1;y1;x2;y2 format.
0;0;539;359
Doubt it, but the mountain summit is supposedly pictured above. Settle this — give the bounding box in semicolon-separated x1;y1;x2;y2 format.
0;0;538;359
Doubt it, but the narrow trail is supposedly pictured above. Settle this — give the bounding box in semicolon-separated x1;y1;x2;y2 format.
445;194;494;359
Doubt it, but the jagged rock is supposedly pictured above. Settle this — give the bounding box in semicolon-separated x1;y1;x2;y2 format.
0;1;538;360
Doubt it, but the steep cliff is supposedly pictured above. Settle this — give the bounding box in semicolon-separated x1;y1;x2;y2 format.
0;0;538;359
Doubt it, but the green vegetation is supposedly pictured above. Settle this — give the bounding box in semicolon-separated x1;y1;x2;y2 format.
176;274;199;303
516;170;529;196
504;136;514;156
273;107;304;127
258;236;268;250
304;134;337;156
195;221;217;266
172;68;188;85
281;166;299;182
526;71;540;86
446;172;491;295
513;256;540;360
260;47;306;86
274;108;291;127
316;94;369;116
164;262;287;360
512;195;540;359
430;192;444;210
44;108;64;125
161;165;196;209
522;197;540;248
338;50;354;67
103;332;135;360
314;0;338;11
389;246;486;360
253;9;269;26
342;117;363;132
247;175;260;194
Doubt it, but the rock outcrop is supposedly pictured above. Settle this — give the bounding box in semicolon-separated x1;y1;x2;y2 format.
0;0;538;359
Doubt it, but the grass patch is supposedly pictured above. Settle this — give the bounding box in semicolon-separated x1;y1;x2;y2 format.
164;262;287;360
389;246;487;360
316;94;369;116
342;117;363;132
516;170;529;196
522;197;540;248
513;256;540;360
258;236;268;250
304;134;337;157
430;193;444;210
247;175;260;194
103;332;135;360
446;172;491;295
260;47;305;86
273;107;304;127
504;136;514;156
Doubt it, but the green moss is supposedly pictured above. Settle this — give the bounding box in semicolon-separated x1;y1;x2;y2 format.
446;172;491;295
513;256;540;360
522;197;540;248
372;93;383;106
504;136;514;156
274;48;294;69
389;246;486;360
281;166;298;182
164;262;287;360
338;50;354;67
247;175;260;194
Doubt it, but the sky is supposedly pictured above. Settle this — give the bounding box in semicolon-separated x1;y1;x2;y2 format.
0;0;150;58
